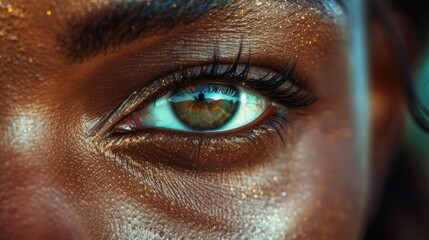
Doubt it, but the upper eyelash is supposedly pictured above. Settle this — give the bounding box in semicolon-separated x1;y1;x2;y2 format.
169;46;317;109
96;44;316;136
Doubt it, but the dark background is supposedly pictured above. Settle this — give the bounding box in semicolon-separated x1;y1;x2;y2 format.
365;0;429;239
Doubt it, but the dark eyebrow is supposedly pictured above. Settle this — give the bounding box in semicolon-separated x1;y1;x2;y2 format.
62;0;345;62
61;0;234;62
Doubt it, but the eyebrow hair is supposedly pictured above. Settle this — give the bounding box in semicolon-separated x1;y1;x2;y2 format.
61;0;234;62
62;0;345;62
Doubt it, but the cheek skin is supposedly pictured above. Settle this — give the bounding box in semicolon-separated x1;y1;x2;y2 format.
40;95;363;239
0;112;364;239
0;73;366;235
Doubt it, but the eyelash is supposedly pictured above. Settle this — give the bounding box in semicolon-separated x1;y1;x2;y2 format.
109;49;316;132
157;52;316;111
102;47;316;171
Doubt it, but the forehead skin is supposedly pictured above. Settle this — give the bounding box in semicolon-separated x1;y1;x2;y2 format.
0;0;367;239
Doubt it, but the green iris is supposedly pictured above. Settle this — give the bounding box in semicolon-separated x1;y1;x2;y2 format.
170;84;240;131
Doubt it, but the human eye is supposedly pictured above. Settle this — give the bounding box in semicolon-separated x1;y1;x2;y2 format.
105;47;316;171
114;83;270;133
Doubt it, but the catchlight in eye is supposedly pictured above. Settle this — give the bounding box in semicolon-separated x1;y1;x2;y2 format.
114;83;270;133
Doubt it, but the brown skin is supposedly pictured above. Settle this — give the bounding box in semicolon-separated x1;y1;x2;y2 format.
0;0;409;239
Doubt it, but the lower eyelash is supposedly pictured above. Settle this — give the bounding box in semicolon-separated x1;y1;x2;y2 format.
105;109;292;172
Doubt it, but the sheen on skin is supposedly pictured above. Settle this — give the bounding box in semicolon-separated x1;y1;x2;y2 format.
0;0;375;239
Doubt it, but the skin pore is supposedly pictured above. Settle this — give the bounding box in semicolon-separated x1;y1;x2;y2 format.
0;0;385;239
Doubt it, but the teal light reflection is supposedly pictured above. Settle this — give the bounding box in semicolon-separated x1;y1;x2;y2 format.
406;45;429;168
346;1;370;236
348;0;370;178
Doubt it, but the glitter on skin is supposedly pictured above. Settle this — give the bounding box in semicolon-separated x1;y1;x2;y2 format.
0;0;364;238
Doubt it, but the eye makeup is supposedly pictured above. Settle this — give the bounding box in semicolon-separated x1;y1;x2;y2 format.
101;46;316;172
107;47;316;134
0;0;357;237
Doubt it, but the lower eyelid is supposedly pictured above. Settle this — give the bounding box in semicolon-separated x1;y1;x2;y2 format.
105;110;292;172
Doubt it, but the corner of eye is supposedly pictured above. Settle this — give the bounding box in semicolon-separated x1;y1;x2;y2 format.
113;122;134;133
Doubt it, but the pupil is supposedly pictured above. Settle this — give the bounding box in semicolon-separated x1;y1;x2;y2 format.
197;93;205;101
